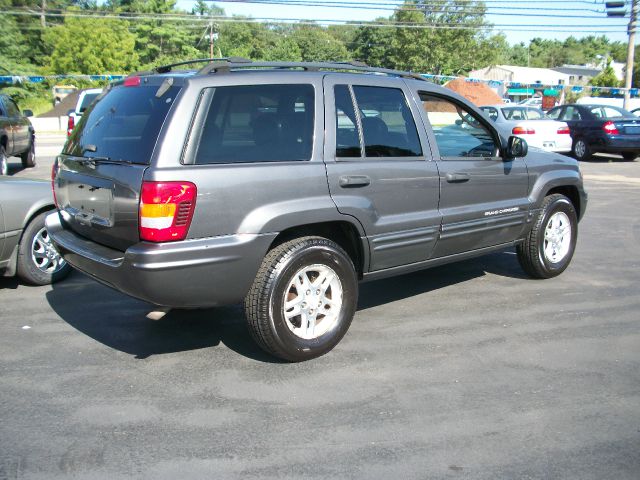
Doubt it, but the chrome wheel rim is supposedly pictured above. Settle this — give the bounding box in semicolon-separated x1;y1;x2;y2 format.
31;227;66;274
0;153;7;176
282;264;343;340
543;212;571;263
575;140;586;158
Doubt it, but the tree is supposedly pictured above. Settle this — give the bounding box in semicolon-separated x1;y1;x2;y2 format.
352;20;394;68
589;60;622;88
290;25;350;62
118;0;200;67
44;15;139;74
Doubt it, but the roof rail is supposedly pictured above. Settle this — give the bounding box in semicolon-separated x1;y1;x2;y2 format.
195;59;428;82
128;57;252;77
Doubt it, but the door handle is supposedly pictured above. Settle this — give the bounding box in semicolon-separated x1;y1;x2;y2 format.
446;172;470;183
339;175;371;188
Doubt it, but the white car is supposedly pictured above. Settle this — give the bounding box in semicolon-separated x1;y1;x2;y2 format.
66;88;103;136
480;105;572;153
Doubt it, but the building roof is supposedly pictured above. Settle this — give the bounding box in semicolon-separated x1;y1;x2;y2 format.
552;65;601;77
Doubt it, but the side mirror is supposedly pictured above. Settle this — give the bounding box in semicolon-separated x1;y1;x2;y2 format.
507;135;528;158
455;119;463;126
23;109;33;117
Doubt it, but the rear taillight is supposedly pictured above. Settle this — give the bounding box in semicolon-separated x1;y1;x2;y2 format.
512;126;535;135
139;181;197;242
557;126;571;134
603;121;619;135
67;115;74;136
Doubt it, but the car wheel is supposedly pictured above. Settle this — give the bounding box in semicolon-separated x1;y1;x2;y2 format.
0;145;8;176
572;138;591;161
517;194;578;279
244;236;358;362
20;137;36;168
16;211;71;285
622;152;637;161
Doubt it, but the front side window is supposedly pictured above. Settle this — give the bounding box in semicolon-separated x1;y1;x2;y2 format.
420;93;499;158
352;86;422;157
194;84;314;164
562;106;582;121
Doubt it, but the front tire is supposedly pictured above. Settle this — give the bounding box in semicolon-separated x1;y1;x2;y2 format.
16;211;71;285
20;137;36;168
517;194;578;279
572;138;591;161
244;236;358;362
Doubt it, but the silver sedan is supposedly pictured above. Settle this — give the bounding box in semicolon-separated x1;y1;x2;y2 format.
0;176;70;285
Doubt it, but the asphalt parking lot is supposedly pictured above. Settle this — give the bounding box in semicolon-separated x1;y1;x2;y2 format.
1;140;639;479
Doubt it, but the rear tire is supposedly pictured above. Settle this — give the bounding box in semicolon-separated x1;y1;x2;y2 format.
622;152;637;161
16;211;71;285
572;138;591;161
517;194;578;279
20;136;36;168
244;236;358;362
0;145;8;176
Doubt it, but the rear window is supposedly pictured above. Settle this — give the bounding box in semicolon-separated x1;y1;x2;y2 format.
193;84;314;164
63;84;180;164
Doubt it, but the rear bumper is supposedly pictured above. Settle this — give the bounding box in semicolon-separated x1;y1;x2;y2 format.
594;135;640;154
46;211;276;308
525;136;572;153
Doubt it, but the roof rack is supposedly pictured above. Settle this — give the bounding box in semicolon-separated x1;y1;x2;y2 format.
128;57;252;77
195;59;428;82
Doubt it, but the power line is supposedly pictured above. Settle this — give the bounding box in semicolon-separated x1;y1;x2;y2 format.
2;9;629;29
205;0;612;15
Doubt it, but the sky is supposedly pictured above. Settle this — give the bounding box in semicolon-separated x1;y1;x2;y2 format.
177;0;634;46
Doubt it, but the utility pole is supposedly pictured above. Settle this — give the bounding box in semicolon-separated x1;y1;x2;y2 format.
624;0;639;109
607;1;639;109
41;0;46;27
208;22;220;58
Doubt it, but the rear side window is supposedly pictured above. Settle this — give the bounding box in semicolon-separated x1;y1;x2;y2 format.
78;93;100;113
63;84;181;164
352;86;422;157
194;84;314;164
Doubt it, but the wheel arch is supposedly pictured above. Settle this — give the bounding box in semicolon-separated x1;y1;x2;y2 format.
268;221;367;278
545;185;582;219
5;205;56;277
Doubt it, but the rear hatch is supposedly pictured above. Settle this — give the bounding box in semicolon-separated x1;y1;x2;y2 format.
54;77;182;251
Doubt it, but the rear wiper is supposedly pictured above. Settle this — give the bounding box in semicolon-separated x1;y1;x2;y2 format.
75;156;133;165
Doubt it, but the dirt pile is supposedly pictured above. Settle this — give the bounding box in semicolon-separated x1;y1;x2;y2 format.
444;78;502;106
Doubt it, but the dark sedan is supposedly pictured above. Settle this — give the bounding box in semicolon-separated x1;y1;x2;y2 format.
547;103;640;160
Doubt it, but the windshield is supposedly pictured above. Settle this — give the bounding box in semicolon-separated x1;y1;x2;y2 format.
63;84;180;164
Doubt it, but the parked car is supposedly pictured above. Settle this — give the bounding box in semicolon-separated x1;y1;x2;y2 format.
47;59;587;361
0;177;71;285
518;97;542;107
547;103;640;160
480;105;572;153
66;88;103;136
0;94;36;175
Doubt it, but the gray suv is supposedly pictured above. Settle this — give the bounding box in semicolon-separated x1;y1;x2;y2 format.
47;59;587;361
